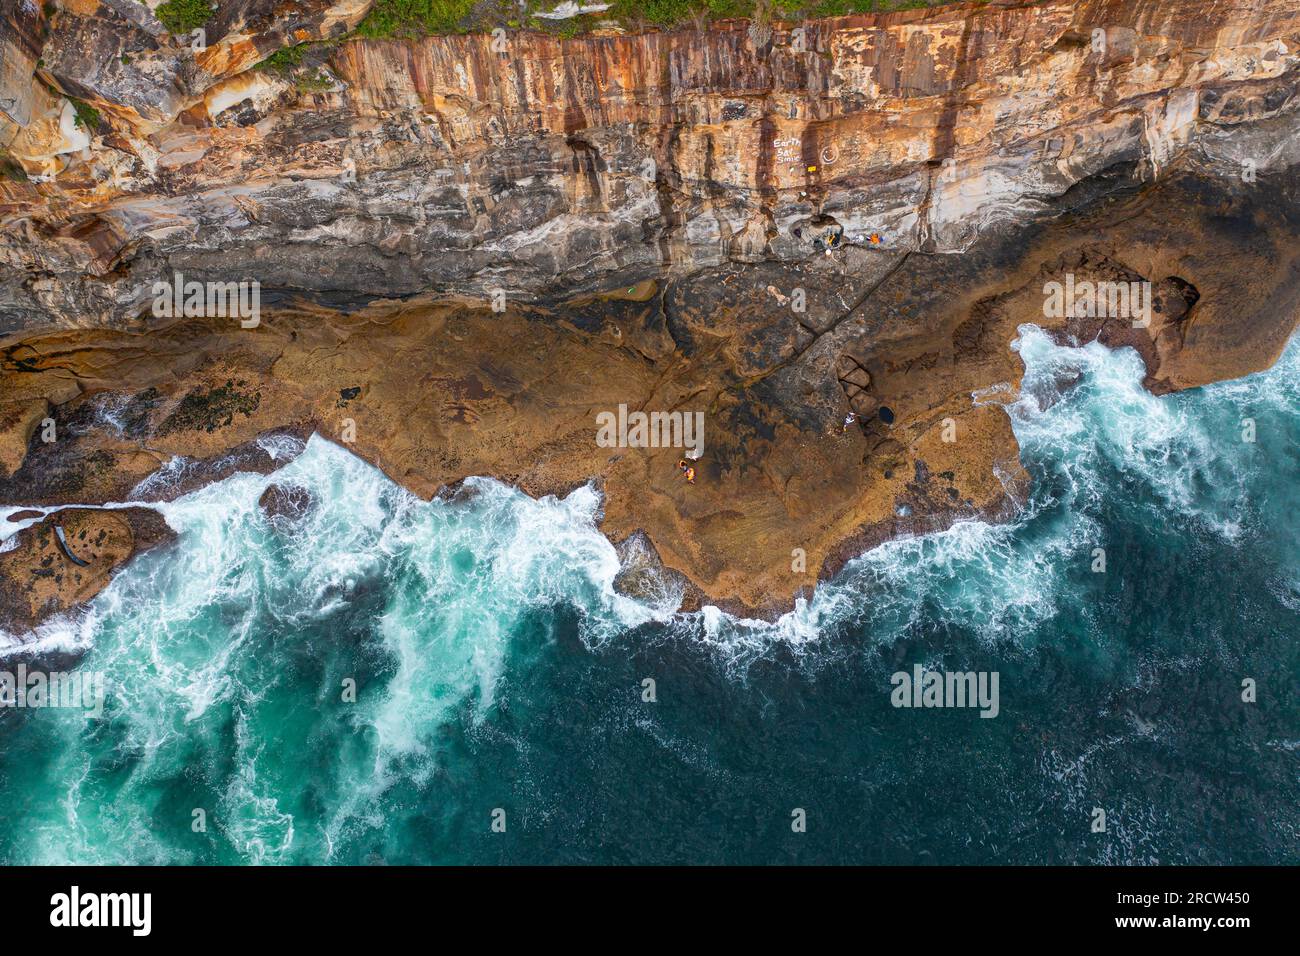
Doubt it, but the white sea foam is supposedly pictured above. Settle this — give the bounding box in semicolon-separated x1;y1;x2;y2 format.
7;325;1293;666
6;434;686;861
1009;324;1258;536
7;325;1289;666
692;323;1297;655
256;432;307;462
0;506;49;545
5;324;1296;862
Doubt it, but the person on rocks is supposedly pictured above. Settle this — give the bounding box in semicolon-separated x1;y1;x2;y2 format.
677;458;696;484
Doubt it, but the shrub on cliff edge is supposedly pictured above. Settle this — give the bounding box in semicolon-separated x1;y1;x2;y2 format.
355;0;478;37
155;0;215;34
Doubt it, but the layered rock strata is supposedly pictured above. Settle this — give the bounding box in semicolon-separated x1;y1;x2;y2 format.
1;0;1298;627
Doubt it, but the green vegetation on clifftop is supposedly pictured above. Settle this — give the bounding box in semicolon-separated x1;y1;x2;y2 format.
352;0;953;39
155;0;215;34
355;0;479;37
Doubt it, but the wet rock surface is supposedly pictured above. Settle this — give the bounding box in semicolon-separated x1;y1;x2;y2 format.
0;506;173;634
1;160;1297;628
613;531;694;611
0;3;1299;628
258;482;316;525
0;398;48;478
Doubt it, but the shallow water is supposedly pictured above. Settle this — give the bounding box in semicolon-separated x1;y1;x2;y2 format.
1;325;1296;864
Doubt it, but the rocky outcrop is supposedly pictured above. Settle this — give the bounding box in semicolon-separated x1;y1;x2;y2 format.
35;0;368;130
2;156;1297;623
258;481;315;525
1;0;1298;330
0;397;47;477
0;0;367;189
0;1;1298;627
0;0;45;129
0;506;173;633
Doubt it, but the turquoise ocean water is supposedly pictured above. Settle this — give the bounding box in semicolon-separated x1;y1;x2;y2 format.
0;324;1296;864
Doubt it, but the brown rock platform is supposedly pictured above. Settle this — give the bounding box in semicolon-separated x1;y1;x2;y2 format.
1;163;1297;627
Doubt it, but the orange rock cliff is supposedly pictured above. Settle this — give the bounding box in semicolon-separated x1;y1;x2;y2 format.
1;0;1298;627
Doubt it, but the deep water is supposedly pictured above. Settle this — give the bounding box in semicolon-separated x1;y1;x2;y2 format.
0;325;1296;864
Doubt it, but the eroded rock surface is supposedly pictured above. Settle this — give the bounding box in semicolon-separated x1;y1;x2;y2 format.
0;506;173;633
2;161;1297;624
1;0;1298;328
258;482;316;525
1;2;1299;628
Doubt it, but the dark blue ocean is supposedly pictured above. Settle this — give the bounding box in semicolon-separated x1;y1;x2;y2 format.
1;324;1296;864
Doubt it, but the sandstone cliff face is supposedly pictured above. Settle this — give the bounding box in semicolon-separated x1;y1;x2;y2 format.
1;1;1299;626
0;0;1297;329
0;0;44;129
